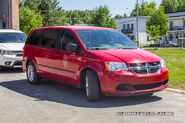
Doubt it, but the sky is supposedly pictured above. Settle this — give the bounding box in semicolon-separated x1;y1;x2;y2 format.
59;0;162;17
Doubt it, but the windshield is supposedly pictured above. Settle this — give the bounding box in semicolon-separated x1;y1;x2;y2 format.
0;32;27;43
75;30;137;50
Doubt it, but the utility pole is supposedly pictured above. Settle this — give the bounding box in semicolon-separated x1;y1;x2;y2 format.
69;13;72;25
136;0;139;46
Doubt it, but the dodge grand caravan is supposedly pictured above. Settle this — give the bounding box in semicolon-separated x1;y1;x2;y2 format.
22;26;169;101
0;29;27;70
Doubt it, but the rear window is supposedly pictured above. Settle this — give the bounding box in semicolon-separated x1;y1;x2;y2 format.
26;29;42;46
0;32;27;43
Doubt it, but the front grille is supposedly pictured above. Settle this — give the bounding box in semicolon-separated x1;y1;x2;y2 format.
16;54;23;57
134;82;163;90
12;51;23;57
130;62;161;75
116;80;168;91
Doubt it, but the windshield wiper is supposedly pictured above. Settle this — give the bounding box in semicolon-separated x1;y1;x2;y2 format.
87;47;108;50
15;41;24;43
15;40;23;43
117;47;137;49
0;41;7;43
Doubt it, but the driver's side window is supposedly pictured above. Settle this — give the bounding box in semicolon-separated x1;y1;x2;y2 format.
59;30;77;51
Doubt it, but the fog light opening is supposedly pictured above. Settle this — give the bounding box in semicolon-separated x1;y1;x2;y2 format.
5;61;11;66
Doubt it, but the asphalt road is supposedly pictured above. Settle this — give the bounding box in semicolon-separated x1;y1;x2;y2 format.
0;68;185;123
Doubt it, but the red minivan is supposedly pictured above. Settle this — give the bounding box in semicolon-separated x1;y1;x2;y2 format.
22;26;169;101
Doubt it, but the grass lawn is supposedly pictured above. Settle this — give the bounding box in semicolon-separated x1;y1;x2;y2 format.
145;48;185;90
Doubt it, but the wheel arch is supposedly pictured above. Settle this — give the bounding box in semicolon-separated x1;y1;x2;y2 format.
79;66;103;91
26;59;39;72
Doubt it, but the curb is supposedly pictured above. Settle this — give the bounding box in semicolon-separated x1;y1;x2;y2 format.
166;88;185;94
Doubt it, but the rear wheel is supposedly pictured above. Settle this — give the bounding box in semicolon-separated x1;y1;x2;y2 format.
26;61;41;84
85;70;100;102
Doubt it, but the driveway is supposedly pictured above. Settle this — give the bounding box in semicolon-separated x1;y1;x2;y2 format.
0;68;185;123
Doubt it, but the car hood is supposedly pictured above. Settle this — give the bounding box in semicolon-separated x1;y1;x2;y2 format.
0;43;24;51
91;49;162;63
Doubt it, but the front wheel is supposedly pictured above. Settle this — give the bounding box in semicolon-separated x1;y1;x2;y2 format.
26;61;41;84
85;70;100;102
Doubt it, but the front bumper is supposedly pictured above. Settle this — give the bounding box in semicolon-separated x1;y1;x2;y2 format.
0;55;23;68
100;68;169;95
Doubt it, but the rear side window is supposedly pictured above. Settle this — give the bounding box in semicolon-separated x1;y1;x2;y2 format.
27;29;42;46
40;29;58;49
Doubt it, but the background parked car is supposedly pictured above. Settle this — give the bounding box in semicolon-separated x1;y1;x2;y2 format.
0;29;27;70
149;41;162;47
161;41;178;47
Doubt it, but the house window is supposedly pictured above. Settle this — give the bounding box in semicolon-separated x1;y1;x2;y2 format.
147;36;150;41
123;24;126;30
165;37;168;41
169;34;173;41
131;24;134;30
131;35;135;40
170;21;173;29
127;24;130;30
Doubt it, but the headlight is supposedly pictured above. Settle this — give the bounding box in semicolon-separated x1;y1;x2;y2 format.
105;62;128;72
160;59;165;68
0;50;13;55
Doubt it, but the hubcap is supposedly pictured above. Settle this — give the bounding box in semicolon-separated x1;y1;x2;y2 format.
27;65;35;82
86;75;89;96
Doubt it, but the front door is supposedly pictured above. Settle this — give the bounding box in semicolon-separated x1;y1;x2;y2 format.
54;30;83;85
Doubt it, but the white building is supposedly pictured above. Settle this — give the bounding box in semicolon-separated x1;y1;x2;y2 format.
116;16;150;44
163;12;185;44
116;12;185;44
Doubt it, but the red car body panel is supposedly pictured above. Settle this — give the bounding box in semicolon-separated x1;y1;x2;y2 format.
22;26;169;96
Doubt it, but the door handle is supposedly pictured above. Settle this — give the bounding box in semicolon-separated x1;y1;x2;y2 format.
48;52;53;55
55;54;60;56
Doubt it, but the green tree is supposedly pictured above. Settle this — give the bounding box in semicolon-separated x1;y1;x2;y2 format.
123;13;128;17
161;0;185;13
146;6;169;44
39;0;66;26
176;0;185;12
19;0;25;8
65;10;86;25
91;5;116;28
130;1;157;16
19;7;43;35
160;0;178;13
115;13;127;19
24;0;40;11
65;6;116;28
115;14;123;19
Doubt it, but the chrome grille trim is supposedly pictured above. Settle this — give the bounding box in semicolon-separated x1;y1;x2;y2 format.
12;51;23;57
130;62;161;75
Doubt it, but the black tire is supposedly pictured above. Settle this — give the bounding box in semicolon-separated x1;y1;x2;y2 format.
85;70;100;102
0;66;3;71
26;61;41;84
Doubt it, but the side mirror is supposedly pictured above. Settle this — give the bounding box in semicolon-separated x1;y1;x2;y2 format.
65;43;77;52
